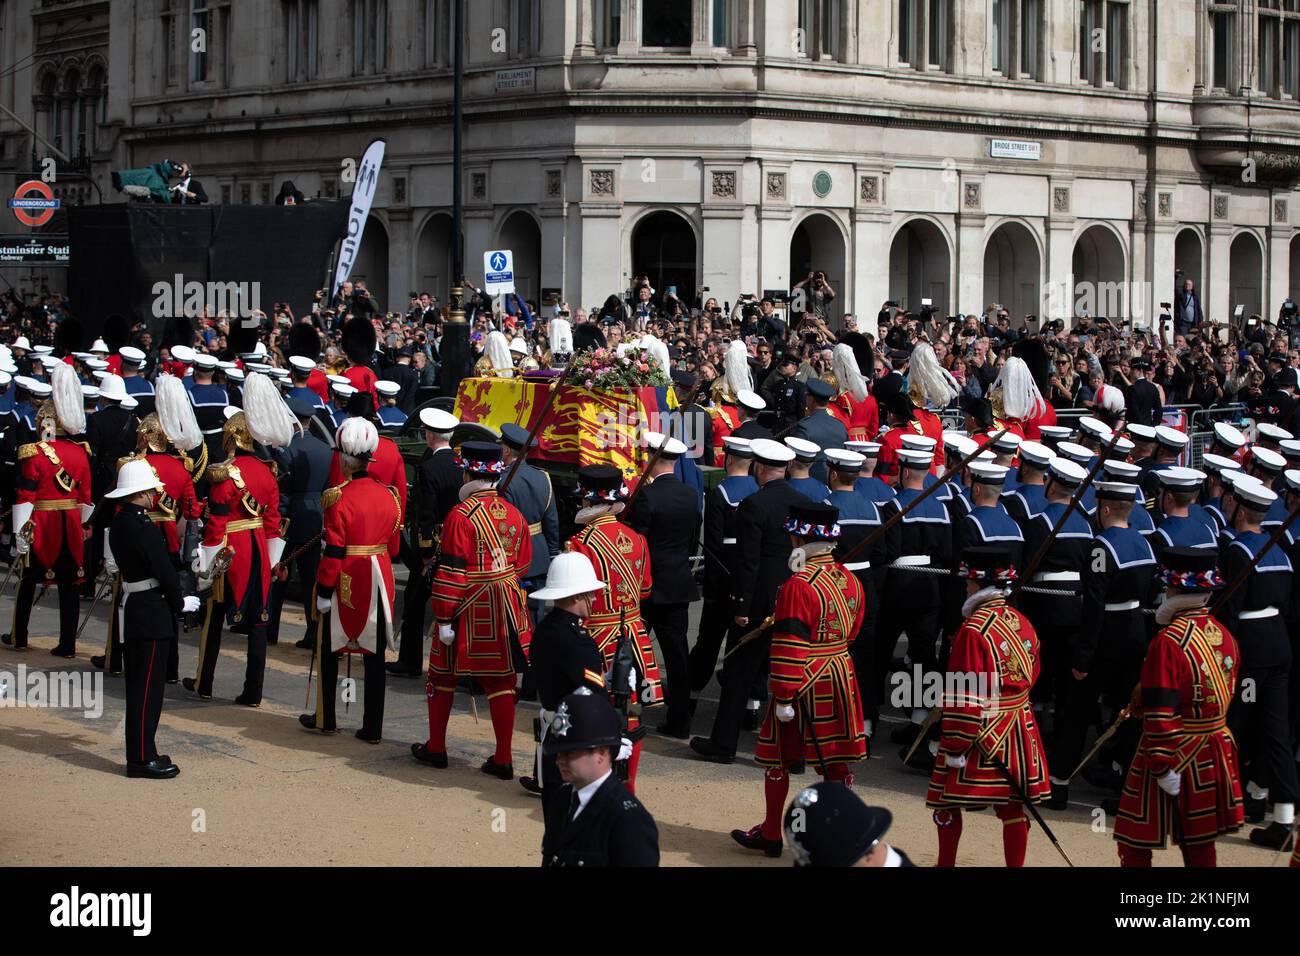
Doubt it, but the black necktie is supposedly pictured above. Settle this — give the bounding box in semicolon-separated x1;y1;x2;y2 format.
566;789;580;823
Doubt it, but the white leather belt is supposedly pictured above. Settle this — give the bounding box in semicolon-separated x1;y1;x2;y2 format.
1104;600;1140;612
722;537;737;545
891;555;931;567
844;560;871;572
1034;571;1080;583
121;578;160;594
201;427;223;434
1240;606;1279;621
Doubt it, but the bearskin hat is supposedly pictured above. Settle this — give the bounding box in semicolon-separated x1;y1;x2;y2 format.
341;316;376;366
54;315;83;355
226;315;260;360
287;322;322;360
102;313;130;351
573;323;607;353
1012;337;1051;400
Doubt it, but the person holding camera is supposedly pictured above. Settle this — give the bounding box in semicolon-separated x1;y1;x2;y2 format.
793;270;836;322
1173;277;1204;340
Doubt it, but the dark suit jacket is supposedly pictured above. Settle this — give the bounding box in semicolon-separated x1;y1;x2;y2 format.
731;419;773;442
731;478;813;621
792;409;849;483
380;363;421;414
625;472;701;605
541;773;660;867
275;431;333;544
85;403;140;497
416;446;464;558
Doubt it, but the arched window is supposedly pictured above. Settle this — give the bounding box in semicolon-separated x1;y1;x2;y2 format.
86;66;106;153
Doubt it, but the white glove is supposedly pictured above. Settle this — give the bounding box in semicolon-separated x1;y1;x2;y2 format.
438;623;455;645
267;536;286;567
945;753;968;769
775;703;795;723
627;668;637;692
617;737;633;762
15;531;30;556
1157;770;1181;796
103;533;118;576
316;595;332;614
182;596;201;614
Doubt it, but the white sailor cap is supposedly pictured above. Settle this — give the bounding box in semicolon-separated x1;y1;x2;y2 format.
81;385;100;400
419;408;459;432
119;346;146;366
736;389;766;413
1048;458;1088;486
1037;425;1074;443
784;437;821;462
217;360;237;371
331;381;356;397
825;448;865;473
1212;422;1247;449
1112;436;1135;456
1102;459;1141;480
1078;416;1112;441
72;352;93;362
193;353;219;370
0;371;10;388
1094;481;1139;502
13;375;41;392
750;438;795;467
1201;453;1243;475
121;395;138;409
288;356;316;373
722;436;754;458
644;431;688;459
1284;469;1300;494
1125;423;1158;442
1055;441;1094;465
845;440;881;458
223;405;242;420
900;434;938;452
1154;425;1189;450
1017;440;1053;468
171;345;196;364
37;354;61;369
1258;422;1294;443
1250;446;1287;474
942;431;971;451
898;448;934;469
327;374;351;387
1156;466;1207;489
268;367;291;380
990;431;1023;455
0;359;15;375
246;363;273;375
944;434;979;459
1220;468;1250;488
226;367;246;382
33;345;53;355
1279;439;1300;462
376;380;401;397
1232;475;1277;510
91;370;108;382
968;461;1009;485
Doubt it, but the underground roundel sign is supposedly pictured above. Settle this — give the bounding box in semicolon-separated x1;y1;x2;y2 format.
9;180;60;228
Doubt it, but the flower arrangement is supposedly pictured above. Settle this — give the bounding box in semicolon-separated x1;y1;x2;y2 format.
563;347;672;390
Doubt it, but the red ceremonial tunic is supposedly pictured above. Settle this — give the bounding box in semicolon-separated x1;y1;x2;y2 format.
877;417;936;481
706;404;740;467
429;489;533;677
1114;609;1244;849
202;455;281;627
755;552;867;767
343;364;379;410
138;452;203;554
927;596;1051;808
565;514;664;705
326;435;407;524
830;391;879;443
1023;403;1055;442
317;475;402;654
17;438;92;582
306;368;330;405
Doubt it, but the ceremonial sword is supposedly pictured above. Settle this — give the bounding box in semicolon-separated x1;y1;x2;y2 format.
989;754;1074;867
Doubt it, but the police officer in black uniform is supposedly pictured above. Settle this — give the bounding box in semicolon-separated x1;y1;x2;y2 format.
520;552;608;799
541;690;659;867
105;459;199;779
763;353;806;431
783;782;914;867
391;407;464;676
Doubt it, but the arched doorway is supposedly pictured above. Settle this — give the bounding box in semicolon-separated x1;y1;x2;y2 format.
416;213;453;302
1229;232;1264;321
631;210;697;308
790;213;846;322
1175;228;1203;299
1072;224;1127;321
351;216;389;307
497;210;542;305
983;221;1041;322
889;219;951;314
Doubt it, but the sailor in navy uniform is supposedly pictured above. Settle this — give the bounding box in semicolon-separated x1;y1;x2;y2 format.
792;378;848;484
541;690;659;867
1219;476;1300;851
1056;441;1100;516
1037;424;1075;452
520;553;609;800
878;446;952;750
825;448;888;742
783;782;914;867
286;356;327;409
935;433;982;524
1075;415;1113;466
732;388;772;442
118;346;155;418
1099;459;1156;537
1151;467;1217;559
1021;457;1095;718
391;408;464;676
189;354;231;468
1139;425;1191;509
901;434;941;490
784;436;831;503
329;380;355;428
498;421;560;629
1248;447;1291;534
11;376;47;444
375;380;407;432
1200;454;1244;536
104;459;201;779
1002;439;1053;527
1050;480;1157;808
846;441;896;506
689;435;759;701
986;432;1023;493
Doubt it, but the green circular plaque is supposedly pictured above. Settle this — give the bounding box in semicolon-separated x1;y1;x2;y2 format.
812;171;832;198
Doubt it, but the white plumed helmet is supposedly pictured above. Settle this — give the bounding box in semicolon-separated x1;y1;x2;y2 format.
155;373;203;451
832;343;868;402
50;361;85;437
336;416;379;459
241;372;294;449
